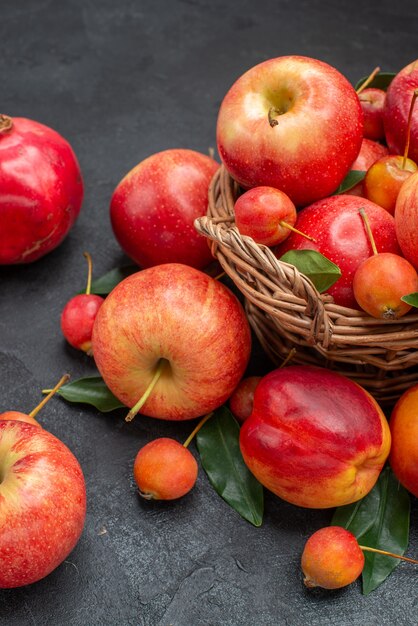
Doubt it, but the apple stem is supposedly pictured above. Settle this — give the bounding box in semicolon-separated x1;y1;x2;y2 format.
125;360;165;422
402;88;418;169
268;106;284;127
279;220;317;242
356;66;381;95
29;373;70;418
359;545;418;564
359;208;378;256
183;412;213;448
83;252;93;295
0;114;13;134
280;347;296;369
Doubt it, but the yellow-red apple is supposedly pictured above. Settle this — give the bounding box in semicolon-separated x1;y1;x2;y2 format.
216;55;363;207
389;384;418;498
394;171;418;269
240;365;391;509
0;421;86;588
383;60;418;162
92;263;251;420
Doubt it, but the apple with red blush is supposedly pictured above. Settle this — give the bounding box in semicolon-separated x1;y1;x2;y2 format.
0;420;86;588
92;263;251;421
110;149;219;270
383;60;418;162
276;195;401;309
216;55;363;207
394;171;418;269
240;365;391;509
358;87;386;141
0;114;83;264
346;138;389;197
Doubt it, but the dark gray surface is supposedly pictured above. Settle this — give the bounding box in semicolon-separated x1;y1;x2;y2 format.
0;1;417;624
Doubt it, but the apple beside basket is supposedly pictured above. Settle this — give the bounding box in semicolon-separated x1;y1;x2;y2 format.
194;165;418;405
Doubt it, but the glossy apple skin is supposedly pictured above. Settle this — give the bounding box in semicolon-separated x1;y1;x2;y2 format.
363;155;417;215
92;263;251;420
347;138;389;197
240;365;391;509
0;116;83;264
389;384;418;498
383;60;418;163
229;376;262;423
358;88;386;141
275;194;401;309
394;171;418;269
217;55;363;207
133;438;198;500
234;187;297;246
353;252;418;319
301;526;365;589
61;294;104;354
0;421;86;588
110;149;219;269
0;411;40;426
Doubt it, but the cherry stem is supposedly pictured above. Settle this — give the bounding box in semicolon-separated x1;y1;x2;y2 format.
0;114;13;134
83;252;93;295
213;271;226;281
356;66;381;95
279;220;317;242
359;545;418;564
280;347;296;369
30;374;70;418
359;208;378;256
125;360;165;422
183;412;213;448
268;106;283;127
402;88;418;169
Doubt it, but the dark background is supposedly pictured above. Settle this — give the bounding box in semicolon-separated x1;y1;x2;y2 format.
1;1;417;624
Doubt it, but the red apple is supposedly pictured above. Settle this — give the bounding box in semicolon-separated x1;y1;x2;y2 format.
383;60;418;162
240;365;391;509
0;420;86;588
92;263;252;420
216;55;363;207
0;115;83;264
394;170;418;268
234;186;298;246
110;149;219;269
358;87;386;141
351;138;389;172
275;194;401;309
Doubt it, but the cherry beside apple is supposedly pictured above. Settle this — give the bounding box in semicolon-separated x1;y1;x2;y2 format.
133;413;211;500
0;373;69;426
301;526;417;590
0;114;83;264
61;252;104;355
353;208;418;319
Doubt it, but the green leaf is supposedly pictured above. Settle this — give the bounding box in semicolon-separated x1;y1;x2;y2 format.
401;292;418;307
81;265;138;295
335;170;366;194
279;249;342;293
55;376;125;412
333;466;411;595
196;406;264;527
355;72;396;92
359;467;410;595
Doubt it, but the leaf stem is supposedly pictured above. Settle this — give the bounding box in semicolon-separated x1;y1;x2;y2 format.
359;208;378;256
183;412;213;448
359;545;418;564
356;66;381;95
125;360;165;422
83;252;93;295
30;374;70;418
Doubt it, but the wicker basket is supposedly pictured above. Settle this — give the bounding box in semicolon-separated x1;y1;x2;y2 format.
194;165;418;405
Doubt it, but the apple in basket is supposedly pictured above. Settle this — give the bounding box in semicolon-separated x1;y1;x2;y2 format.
92;263;252;421
216;55;363;206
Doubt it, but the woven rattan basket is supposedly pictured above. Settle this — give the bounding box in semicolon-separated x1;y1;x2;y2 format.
194;165;418;405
